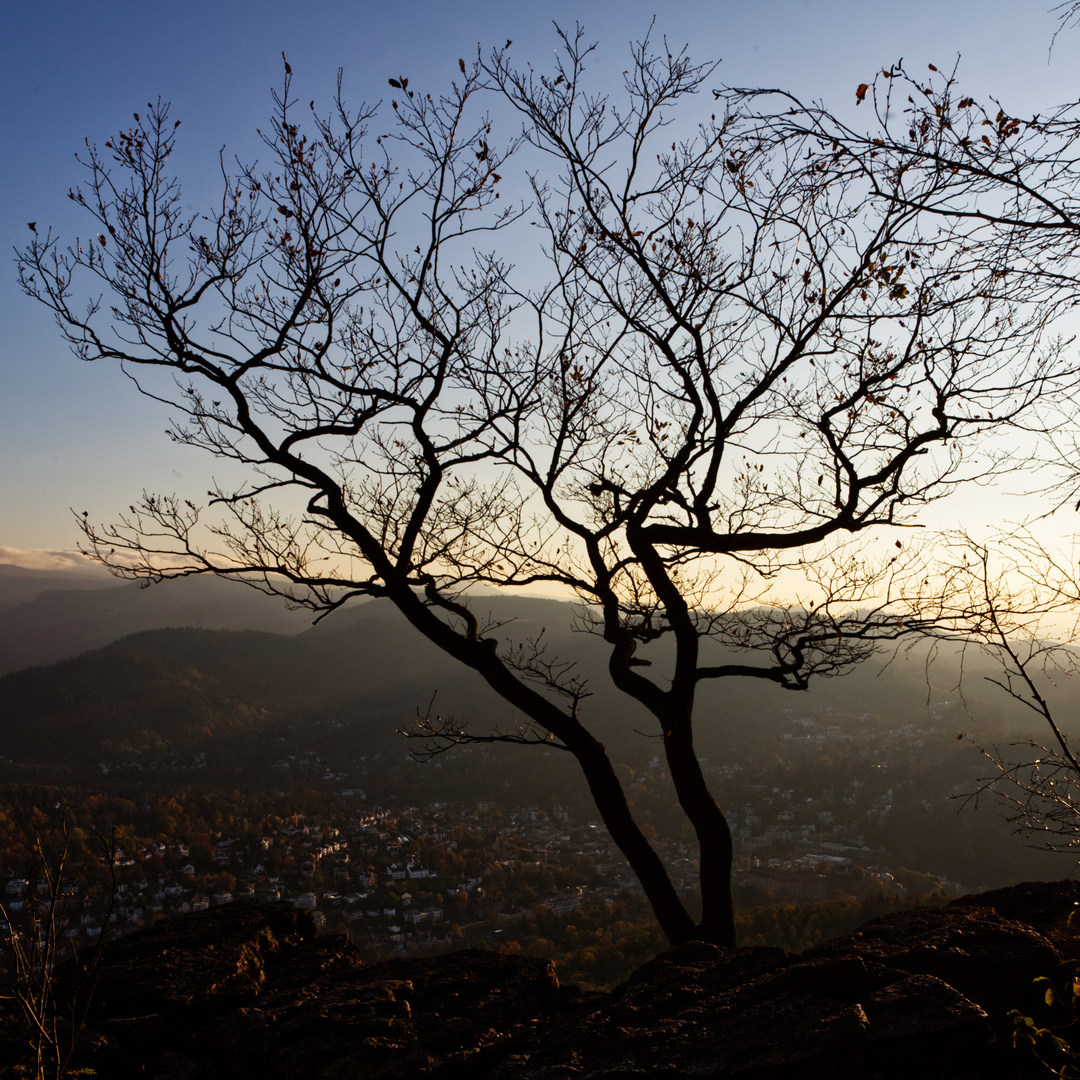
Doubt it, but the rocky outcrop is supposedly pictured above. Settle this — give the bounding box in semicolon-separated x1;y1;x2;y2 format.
497;884;1080;1079
7;881;1080;1079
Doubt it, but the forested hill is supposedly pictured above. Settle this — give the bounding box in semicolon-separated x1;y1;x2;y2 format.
0;596;611;774
0;590;1070;783
2;564;1070;749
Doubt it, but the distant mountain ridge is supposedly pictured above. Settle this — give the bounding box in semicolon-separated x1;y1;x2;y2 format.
0;566;317;674
0;588;1043;778
0;562;113;608
2;581;1076;889
2;565;1076;790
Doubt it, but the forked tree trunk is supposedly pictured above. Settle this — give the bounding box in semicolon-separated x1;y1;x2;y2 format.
659;701;737;948
390;585;737;947
663;739;737;947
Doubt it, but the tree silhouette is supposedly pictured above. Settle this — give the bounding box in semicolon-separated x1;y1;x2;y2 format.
18;30;1077;946
716;54;1080;876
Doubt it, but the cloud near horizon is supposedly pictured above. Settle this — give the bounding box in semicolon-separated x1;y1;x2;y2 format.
0;546;107;573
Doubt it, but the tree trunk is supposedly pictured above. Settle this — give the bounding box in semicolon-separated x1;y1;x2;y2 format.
388;584;707;946
661;703;737;947
568;734;700;946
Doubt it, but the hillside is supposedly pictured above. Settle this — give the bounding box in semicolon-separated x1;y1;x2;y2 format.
3;884;1077;1078
0;586;1065;768
0;595;1003;774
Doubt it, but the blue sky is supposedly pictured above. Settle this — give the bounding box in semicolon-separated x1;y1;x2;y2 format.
2;0;1074;568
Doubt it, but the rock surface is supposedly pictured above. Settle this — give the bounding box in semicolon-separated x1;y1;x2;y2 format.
6;882;1080;1078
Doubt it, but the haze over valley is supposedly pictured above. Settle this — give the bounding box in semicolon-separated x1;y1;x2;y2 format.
0;563;1071;981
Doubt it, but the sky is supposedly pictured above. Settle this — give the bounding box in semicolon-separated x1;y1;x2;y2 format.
2;0;1077;571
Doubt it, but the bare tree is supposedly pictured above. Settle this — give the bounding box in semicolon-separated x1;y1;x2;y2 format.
717;55;1080;863
0;815;118;1080
718;57;1080;409
17;31;1078;947
925;532;1080;857
1052;1;1080;51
